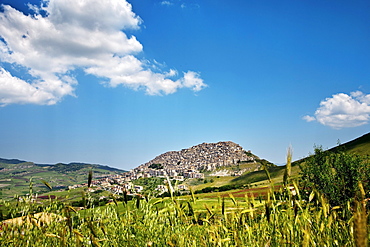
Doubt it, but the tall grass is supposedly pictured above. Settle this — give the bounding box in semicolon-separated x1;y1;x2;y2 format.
283;146;292;187
1;183;365;246
0;152;368;246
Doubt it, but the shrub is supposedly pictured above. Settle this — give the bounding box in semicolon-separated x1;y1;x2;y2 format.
300;146;370;206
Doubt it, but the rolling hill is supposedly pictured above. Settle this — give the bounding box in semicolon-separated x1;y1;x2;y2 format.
329;132;370;156
1;132;369;199
187;132;370;191
236;132;370;186
0;159;126;199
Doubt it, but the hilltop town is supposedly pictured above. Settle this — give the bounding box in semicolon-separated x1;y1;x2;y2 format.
78;141;260;195
134;141;258;177
0;141;261;198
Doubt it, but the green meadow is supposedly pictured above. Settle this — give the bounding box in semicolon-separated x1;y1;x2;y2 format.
1;133;370;246
0;180;365;246
1;163;369;246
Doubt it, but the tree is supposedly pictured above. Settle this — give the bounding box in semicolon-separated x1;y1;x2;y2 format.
148;163;163;170
300;146;370;206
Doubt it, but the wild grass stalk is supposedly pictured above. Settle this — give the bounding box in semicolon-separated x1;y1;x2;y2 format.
354;182;368;247
283;146;293;187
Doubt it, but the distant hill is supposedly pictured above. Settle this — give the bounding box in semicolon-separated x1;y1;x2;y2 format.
37;162;125;173
0;158;126;199
0;158;27;165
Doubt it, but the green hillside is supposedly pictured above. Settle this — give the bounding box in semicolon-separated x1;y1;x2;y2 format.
249;132;370;186
0;159;126;199
2;132;369;199
329;132;370;156
188;132;370;192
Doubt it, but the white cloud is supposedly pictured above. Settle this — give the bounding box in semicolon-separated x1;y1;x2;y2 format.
303;91;370;129
161;1;173;6
181;71;207;92
302;115;315;122
160;1;200;9
0;68;59;106
0;0;206;106
180;3;200;9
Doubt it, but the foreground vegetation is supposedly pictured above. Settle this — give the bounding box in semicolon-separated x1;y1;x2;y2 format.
1;137;370;246
0;183;367;246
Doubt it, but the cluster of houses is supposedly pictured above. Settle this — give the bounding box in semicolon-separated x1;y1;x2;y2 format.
68;141;257;195
68;172;189;196
134;141;256;176
68;175;144;194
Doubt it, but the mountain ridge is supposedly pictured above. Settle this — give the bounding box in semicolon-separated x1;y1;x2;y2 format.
0;158;125;173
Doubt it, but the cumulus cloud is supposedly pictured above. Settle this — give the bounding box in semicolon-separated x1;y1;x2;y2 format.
303;91;370;129
181;71;207;92
0;0;206;106
0;68;58;105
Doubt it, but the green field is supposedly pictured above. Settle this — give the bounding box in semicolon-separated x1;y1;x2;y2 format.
0;180;365;246
0;132;369;245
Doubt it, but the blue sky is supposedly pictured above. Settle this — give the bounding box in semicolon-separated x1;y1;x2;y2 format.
0;0;369;170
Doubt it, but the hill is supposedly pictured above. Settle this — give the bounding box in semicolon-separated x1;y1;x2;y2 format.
188;132;370;192
329;132;370;155
0;158;126;199
126;141;275;193
0;158;27;164
134;141;267;174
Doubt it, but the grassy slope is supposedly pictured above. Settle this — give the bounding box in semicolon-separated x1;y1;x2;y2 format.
0;161;126;199
330;132;370;156
2;132;369;199
188;132;370;193
177;133;370;214
184;160;269;191
237;132;370;185
186;160;298;192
